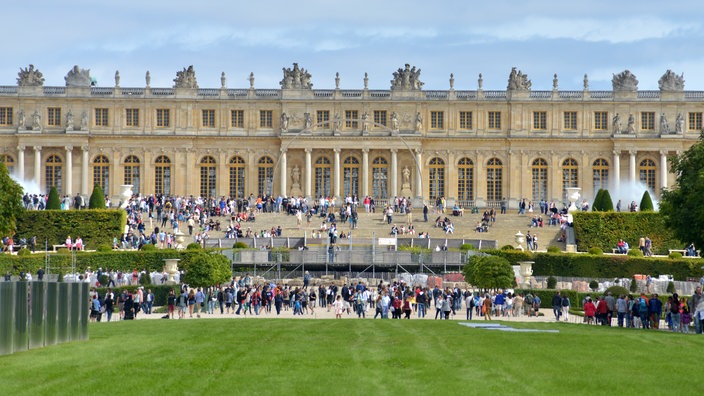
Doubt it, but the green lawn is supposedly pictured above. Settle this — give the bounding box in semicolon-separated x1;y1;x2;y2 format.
1;319;702;395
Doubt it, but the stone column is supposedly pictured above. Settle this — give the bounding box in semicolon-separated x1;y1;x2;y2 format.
660;150;668;191
17;145;25;180
33;146;41;188
414;149;423;198
612;150;620;190
333;148;341;199
629;150;636;183
475;150;486;206
65;146;73;195
81;146;89;195
305;148;312;198
280;149;287;196
362;148;369;197
390;148;398;200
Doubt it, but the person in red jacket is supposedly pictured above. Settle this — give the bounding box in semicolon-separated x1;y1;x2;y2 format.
583;297;596;324
595;296;609;325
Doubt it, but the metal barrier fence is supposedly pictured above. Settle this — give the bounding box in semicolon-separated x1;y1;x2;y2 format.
0;282;88;356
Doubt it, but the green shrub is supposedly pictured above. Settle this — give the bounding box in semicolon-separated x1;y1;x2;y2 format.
233;241;249;249
270;247;291;262
139;272;152;285
500;245;516;251
460;243;476;251
667;281;676;293
187;243;202;250
17;248;32;257
546;246;561;253
589;280;599;291
639;191;654;212
140;244;157;252
669;252;683;259
46;186;61;210
601;190;614;211
629;276;638;292
98;274;109;287
546;276;557;289
88;184;106;209
592;189;604;212
606;285;630;297
97;244;113;252
627;249;643;257
588;247;603;255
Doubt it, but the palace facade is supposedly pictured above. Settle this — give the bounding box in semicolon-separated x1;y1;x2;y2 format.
0;64;700;208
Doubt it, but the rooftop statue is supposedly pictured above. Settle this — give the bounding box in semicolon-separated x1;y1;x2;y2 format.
64;65;92;87
17;64;44;87
507;67;531;91
174;65;198;89
391;64;423;91
658;70;684;92
280;63;313;89
612;70;638;92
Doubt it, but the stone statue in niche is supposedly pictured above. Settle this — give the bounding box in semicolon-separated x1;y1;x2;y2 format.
507;67;531;91
280;113;289;132
390;64;423;91
31;110;41;131
280;63;313;89
362;112;369;133
415;112;423;132
612;70;638;91
66;110;74;131
303;113;313;130
400;166;413;197
626;114;635;134
660;113;669;134
17;64;44;87
391;112;399;132
658;70;684;92
675;113;684;134
291;165;301;185
612;113;622;134
174;65;198;89
65;65;92;87
81;111;89;130
333;113;341;133
17;110;25;129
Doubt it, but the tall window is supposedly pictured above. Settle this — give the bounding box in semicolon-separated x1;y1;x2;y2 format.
125;108;139;127
45;154;62;194
459;111;473;130
488;111;501;129
457;157;474;203
430;111;444;129
316;110;330;128
259;110;273;128
202;109;215;128
48;107;61;126
257;156;274;196
345;110;358;129
533;111;547;130
592;158;609;193
689;112;702;131
372;157;388;200
231;110;244;128
314;157;332;198
156;109;170;127
154;155;171;195
0;154;15;175
639;159;656;192
373;110;387;127
428;157;445;200
563;111;577;130
0;107;13;125
200;156;217;198
486;158;503;201
343;156;360;198
95;108;109;127
641;112;655;131
229;156;246;198
92;155;110;195
123;155;140;195
594;111;608;130
531;158;548;201
562;158;578;200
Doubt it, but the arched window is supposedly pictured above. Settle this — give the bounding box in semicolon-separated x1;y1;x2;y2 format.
562;158;578;200
372;157;388;200
200;156;217;198
92;155;110;195
457;157;474;204
154;155;171;196
428;157;445;200
486;158;503;201
257;156;274;197
639;158;656;192
228;156;246;199
343;156;359;198
531;158;548;201
123;155;140;195
45;154;63;194
592;158;609;193
0;154;15;176
314;156;331;198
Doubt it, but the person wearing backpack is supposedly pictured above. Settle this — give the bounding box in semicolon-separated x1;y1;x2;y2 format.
561;294;571;322
649;294;663;329
637;293;650;329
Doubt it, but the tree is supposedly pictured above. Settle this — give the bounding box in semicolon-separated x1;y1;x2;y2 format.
46;186;61;210
182;252;232;288
0;163;25;237
660;131;704;249
639;191;654;211
592;189;604;211
88;184;106;209
600;190;614;211
462;255;514;290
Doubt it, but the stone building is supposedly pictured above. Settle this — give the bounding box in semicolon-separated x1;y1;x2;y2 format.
0;64;698;208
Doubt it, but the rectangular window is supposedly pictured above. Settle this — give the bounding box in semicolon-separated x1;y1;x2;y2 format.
563;111;577;130
48;107;61;126
231;110;244;128
95;108;109;127
640;112;655;130
259;110;273;128
373;110;387;127
125;108;139;127
345;110;358;129
689;112;702;131
202;109;215;128
488;111;501;129
430;111;444;129
594;111;608;130
459;111;472;129
316;110;330;128
156;109;170;127
0;107;12;126
533;111;547;130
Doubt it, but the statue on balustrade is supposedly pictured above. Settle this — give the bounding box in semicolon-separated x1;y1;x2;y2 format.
612;70;638;92
390;64;423;91
280;63;313;89
17;64;44;87
658;70;684;92
174;65;198;89
507;67;531;91
65;65;92;87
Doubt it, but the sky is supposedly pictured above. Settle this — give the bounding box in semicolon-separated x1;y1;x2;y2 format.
3;0;703;91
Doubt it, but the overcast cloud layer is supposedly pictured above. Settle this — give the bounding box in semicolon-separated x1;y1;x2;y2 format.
3;0;703;90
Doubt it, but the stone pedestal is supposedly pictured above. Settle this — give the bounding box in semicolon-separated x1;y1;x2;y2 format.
163;259;180;285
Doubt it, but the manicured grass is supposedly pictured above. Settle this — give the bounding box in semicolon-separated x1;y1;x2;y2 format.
1;319;702;395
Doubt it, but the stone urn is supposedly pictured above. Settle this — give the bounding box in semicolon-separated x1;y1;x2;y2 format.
119;184;133;209
515;231;525;251
518;261;534;288
566;187;581;213
163;258;180;284
174;230;186;250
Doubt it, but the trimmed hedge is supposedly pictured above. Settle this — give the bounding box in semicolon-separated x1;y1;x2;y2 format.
14;209;126;249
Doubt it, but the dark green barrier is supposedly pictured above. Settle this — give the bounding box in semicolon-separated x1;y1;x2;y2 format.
79;283;89;340
57;283;70;343
13;282;28;353
45;282;58;346
29;282;46;348
69;283;81;341
0;282;15;355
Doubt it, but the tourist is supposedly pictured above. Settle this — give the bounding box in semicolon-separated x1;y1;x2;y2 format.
670;293;681;332
333;295;344;319
482;294;492;320
583;297;596;324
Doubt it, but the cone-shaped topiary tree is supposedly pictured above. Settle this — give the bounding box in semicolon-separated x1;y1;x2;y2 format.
88;184;106;209
592;189;604;211
46;186;61;209
639;190;654;212
601;189;614;211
